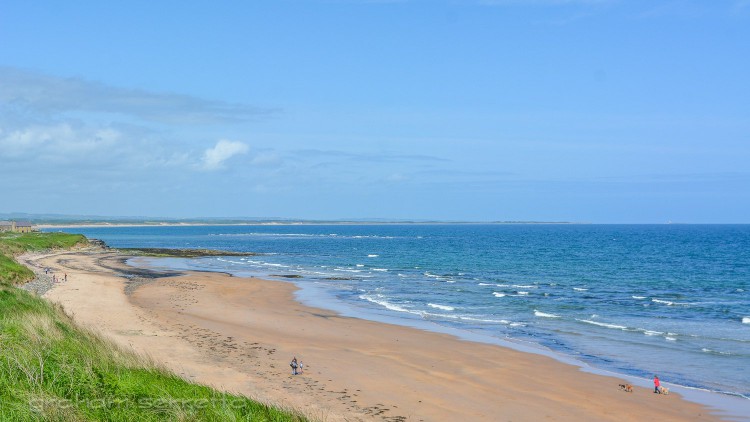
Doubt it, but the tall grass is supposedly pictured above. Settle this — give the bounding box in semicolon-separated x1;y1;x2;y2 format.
0;254;33;286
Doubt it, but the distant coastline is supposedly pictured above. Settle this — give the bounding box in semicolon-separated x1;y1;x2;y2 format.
37;220;579;229
2;212;578;227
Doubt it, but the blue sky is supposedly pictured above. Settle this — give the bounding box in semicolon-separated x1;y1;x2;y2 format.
1;0;748;223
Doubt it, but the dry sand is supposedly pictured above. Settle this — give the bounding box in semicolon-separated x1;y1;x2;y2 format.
21;247;724;421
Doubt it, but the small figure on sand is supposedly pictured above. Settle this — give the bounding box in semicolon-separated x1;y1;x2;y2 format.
64;273;67;282
654;375;661;393
290;357;299;375
298;360;304;374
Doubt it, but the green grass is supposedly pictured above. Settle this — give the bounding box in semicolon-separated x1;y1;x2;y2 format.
0;232;87;286
0;254;34;286
0;231;88;256
0;233;306;421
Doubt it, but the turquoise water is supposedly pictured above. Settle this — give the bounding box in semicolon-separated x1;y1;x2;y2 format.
51;224;750;401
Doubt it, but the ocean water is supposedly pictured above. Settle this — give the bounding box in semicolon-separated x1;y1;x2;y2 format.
49;224;750;402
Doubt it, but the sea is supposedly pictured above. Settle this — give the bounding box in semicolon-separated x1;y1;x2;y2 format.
47;224;750;415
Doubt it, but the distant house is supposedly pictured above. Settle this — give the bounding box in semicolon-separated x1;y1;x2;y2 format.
0;221;35;233
14;221;34;233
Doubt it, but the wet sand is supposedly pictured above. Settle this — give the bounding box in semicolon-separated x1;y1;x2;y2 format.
21;248;724;421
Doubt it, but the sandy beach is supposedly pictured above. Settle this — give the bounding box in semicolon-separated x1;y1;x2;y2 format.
20;246;724;421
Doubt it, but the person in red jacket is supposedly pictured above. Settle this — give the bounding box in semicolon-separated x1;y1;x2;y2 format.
654;375;661;393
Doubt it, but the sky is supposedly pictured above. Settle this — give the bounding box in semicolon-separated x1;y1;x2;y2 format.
1;0;749;223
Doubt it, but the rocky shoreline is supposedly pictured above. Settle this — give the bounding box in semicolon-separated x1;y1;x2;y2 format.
19;270;56;296
118;247;260;258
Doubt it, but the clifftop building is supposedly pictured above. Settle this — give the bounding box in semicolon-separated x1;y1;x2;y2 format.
0;221;35;233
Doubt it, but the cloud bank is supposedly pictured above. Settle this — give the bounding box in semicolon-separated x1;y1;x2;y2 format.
0;67;274;124
0;67;270;174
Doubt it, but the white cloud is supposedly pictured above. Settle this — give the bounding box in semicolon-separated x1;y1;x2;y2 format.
0;66;275;125
0;123;120;158
201;140;249;170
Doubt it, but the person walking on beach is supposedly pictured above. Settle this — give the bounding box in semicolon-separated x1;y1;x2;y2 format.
290;357;299;375
654;375;661;393
64;273;67;282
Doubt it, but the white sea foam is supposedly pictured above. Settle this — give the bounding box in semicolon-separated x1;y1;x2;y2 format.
573;287;588;291
534;310;560;318
372;268;388;272
512;284;537;289
743;317;750;324
367;254;379;258
652;298;674;305
478;283;494;286
492;292;506;297
702;348;732;355
334;268;362;273
517;291;529;295
632;296;647;300
642;330;663;336
509;322;525;327
665;336;677;341
356;264;364;267
579;319;627;330
359;294;409;313
400;310;511;325
701;347;734;356
408;312;500;324
456;316;510;324
428;303;455;311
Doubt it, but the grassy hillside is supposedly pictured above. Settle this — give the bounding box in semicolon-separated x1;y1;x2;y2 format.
0;232;87;286
0;233;305;421
0;254;33;286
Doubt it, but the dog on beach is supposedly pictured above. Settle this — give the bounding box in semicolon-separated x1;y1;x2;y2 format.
619;383;633;393
661;387;669;395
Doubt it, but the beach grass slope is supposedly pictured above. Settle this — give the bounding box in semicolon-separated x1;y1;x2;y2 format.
0;233;304;421
0;232;87;286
